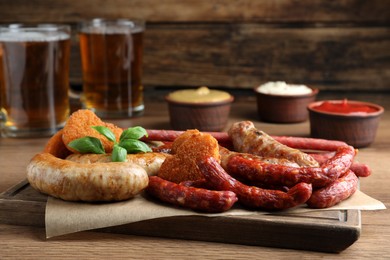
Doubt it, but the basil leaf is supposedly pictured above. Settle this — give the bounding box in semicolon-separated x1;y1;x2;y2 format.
91;126;116;142
119;139;152;153
120;126;148;141
111;144;127;162
68;137;105;154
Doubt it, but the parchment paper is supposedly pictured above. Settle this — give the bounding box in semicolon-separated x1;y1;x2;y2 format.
45;190;385;238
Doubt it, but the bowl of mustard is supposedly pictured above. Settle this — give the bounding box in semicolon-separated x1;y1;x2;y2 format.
165;86;234;131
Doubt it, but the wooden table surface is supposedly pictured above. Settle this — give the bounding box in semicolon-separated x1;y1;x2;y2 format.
1;91;389;259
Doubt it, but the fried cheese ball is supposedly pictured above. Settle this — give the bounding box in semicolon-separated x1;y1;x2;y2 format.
62;109;123;153
158;129;221;183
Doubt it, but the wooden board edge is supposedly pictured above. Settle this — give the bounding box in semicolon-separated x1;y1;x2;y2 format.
0;179;30;198
97;213;361;253
0;180;47;227
1;180;361;252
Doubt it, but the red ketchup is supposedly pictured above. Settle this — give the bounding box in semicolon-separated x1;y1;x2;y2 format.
313;99;378;114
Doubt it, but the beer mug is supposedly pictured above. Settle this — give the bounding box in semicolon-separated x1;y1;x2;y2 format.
0;24;71;137
79;18;145;118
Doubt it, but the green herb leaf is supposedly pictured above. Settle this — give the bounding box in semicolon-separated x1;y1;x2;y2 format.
111;144;127;162
119;139;152;153
68;137;105;154
120;126;148;141
68;125;150;160
91;126;116;142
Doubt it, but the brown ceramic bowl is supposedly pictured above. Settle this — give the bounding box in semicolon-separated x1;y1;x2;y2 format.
165;91;234;132
254;87;319;123
308;100;384;148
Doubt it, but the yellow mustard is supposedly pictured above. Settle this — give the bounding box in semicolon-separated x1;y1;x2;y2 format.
167;86;232;103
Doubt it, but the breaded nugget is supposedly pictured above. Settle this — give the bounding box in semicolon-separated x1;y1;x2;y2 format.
158;129;220;183
171;129;198;153
43;129;73;159
62;109;123;153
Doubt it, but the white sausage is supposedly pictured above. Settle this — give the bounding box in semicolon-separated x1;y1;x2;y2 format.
27;153;149;202
65;152;170;176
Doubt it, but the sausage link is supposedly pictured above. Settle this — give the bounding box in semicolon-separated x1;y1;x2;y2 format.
146;127;350;152
146;176;238;213
144;129;233;148
228;121;319;167
151;142;173;154
179;179;211;189
225;145;355;188
197;157;312;210
219;146;300;169
27;153;149;201
144;129;185;142
309;152;371;177
66;152;170;176
349;161;372;178
307;170;358;208
272;136;348;151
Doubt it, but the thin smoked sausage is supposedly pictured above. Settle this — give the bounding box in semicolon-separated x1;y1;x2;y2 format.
197;157;312;210
146;176;238;213
307;170;358;208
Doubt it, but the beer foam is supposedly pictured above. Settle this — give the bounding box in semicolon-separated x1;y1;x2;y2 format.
0;31;69;42
81;20;144;34
82;26;144;34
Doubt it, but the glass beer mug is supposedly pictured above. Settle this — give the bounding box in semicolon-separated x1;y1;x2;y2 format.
0;24;71;137
79;18;145;118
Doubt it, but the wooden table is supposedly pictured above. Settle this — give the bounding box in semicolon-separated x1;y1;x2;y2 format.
1;91;389;259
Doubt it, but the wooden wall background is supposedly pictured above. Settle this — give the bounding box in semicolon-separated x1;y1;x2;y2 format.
0;0;389;92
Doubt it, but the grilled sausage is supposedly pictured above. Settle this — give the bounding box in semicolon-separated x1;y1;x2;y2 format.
219;146;300;169
66;152;170;176
228;121;319;167
27;153;149;202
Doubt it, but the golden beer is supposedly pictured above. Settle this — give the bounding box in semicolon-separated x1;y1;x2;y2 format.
0;25;71;137
79;19;144;118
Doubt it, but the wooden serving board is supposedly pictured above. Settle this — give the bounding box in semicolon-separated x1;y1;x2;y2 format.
0;180;361;253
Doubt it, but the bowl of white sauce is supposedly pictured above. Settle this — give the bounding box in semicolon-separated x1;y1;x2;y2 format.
254;81;319;123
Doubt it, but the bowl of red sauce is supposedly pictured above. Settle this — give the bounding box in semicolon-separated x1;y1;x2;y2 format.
308;99;384;147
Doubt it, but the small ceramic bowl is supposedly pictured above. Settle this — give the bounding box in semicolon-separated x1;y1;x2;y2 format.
254;86;319;123
308;100;384;148
165;87;234;131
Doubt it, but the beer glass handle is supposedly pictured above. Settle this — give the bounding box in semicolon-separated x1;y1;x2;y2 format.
69;89;81;102
0;108;5;121
0;108;6;136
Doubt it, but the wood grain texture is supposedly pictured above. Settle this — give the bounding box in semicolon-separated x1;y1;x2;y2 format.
0;0;388;23
142;25;390;90
0;1;389;89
